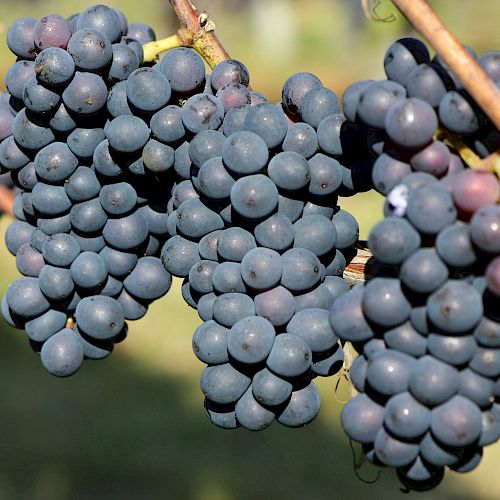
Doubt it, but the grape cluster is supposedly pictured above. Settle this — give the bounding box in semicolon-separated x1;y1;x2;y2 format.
333;38;500;491
161;64;365;430
1;6;176;376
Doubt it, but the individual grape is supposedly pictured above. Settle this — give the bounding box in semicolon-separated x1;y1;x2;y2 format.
315;113;346;157
410;140;450;177
5;61;35;100
419;432;460;467
34;47;75;87
427;333;478;366
188;130;224;170
331;209;359;249
469;347;500;378
252;368;292;407
430;395;482;447
307;153;343;196
37;214;71;236
400;248;448;294
473;317;500;349
409;355;459;406
281;72;322;116
366;349;415;396
277;194;304;223
22;76;60;114
150;105;185;145
198;231;221;262
438;90;481;135
300;87;339;128
189;260;218;294
368;217;421;265
330;287;374;342
254;285;295;327
127;22;156;44
49;103;77;134
243;103;288;149
267;151;310;191
122;256;171;302
23;308;67;343
41;233;80;268
222;105;248;137
485;257;500;297
452;170;499;216
38;265;74;301
341;80;374;122
374;427;419;467
67;127;105;161
406;184;457;235
34;142;79;184
21;192;35;218
210;60;249;92
139;205;169;237
101;274;123;298
280;248;322;293
293;215;336;257
384;97;438;149
384;321;427;357
384;391;431;440
197;292;216;321
99;182;137;216
64;167;101;203
102;208;148;250
239;248;282;291
349;355;367;392
7;17;36;59
282;122;319;159
33;14;72;51
427;280;483;334
405;62;451;108
181;94;224;134
99;246;137;279
383;37;430;85
70;198;107;234
108;42;140;83
62;72;108;115
478;405;500;446
67;28;112;72
6;276;50;320
105;115;149;153
13;109;55;151
222;130;269;176
470;204;500;254
372;153;412;195
192;320;229;365
0;106;14;143
176;198;224;239
200;363;251;405
15;243;44;278
126;67;171;114
70;251;107;291
76;4;122;43
172;180;199;208
14;163;36;191
323;275;349;301
276;383;321;427
117;288;147;320
5;220;38;255
204;399;238;430
32;183;71;216
212;292;255;328
460;368;496;410
341;394;384;443
40;328;84;377
216;83;250;112
106;80;132;118
435;222;476;268
228;316;275;365
357;80;406;128
266;333;312;377
75;295;124;340
194;156;235;200
253;213;294;253
159;48;205;94
161;235;200;277
230;174;278;220
235;387;274;431
286;308;337;352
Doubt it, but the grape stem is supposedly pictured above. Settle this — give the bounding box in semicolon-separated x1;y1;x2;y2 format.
0;184;15;217
142;0;231;67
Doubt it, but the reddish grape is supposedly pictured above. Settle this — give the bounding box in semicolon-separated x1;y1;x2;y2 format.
486;256;500;296
33;14;72;51
452;170;500;217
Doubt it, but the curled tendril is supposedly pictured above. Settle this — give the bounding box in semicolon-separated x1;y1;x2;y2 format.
361;0;397;22
349;439;383;484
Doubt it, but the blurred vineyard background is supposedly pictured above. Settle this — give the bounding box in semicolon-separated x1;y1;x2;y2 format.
0;1;499;499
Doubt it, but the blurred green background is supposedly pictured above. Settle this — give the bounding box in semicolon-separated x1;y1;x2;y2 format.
0;1;499;499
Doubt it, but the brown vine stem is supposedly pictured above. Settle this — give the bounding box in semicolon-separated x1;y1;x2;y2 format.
143;0;231;68
0;184;15;217
391;0;500;133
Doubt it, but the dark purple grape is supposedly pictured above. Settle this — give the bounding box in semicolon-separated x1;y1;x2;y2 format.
7;17;36;59
211;59;250;92
282;72;322;116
